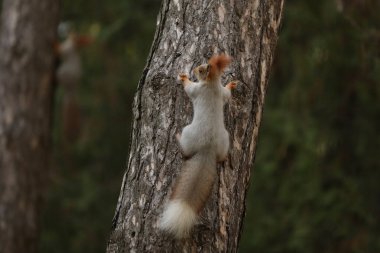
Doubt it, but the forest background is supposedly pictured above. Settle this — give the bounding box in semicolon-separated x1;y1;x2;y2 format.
34;0;380;252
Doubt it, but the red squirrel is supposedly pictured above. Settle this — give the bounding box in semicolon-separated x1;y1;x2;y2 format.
159;54;237;238
56;33;91;142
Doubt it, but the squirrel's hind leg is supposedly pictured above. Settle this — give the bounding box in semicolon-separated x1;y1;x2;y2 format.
176;133;193;159
216;129;230;163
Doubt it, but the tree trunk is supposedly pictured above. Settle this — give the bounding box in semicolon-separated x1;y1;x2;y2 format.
0;1;59;252
107;0;284;252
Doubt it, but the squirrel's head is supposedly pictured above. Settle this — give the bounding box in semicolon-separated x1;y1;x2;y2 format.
193;64;210;81
193;54;231;82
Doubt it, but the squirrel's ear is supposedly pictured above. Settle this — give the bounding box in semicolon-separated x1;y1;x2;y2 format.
206;64;211;76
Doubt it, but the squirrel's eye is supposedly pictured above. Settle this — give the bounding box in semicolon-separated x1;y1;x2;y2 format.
200;70;203;73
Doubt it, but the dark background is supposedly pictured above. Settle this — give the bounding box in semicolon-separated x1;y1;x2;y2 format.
39;0;380;252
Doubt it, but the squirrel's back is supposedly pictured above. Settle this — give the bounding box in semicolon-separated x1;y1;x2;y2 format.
159;54;232;239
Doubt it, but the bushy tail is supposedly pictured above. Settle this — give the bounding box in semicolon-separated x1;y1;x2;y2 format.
159;152;217;238
207;54;231;81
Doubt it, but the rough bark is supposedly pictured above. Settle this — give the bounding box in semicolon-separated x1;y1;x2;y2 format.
0;1;59;253
107;0;284;252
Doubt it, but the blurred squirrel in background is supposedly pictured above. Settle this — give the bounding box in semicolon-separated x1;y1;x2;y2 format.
55;25;92;143
159;54;237;238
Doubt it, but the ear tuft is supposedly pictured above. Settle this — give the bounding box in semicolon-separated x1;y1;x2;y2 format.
207;54;231;80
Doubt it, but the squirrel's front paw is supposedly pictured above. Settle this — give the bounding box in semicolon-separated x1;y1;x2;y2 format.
178;73;189;82
178;74;190;86
226;81;238;90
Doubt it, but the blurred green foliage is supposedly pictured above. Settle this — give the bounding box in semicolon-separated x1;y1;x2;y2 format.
39;0;380;252
241;0;380;252
39;0;161;252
